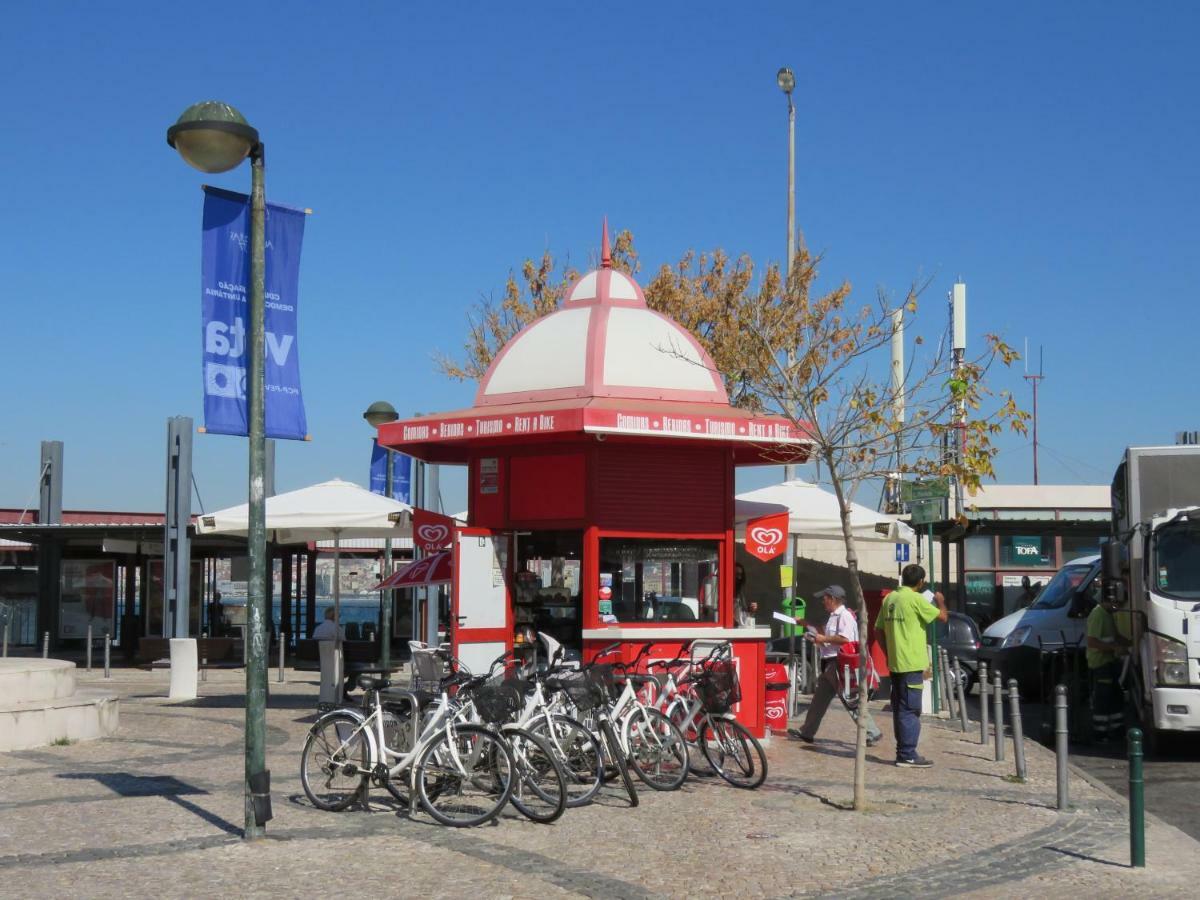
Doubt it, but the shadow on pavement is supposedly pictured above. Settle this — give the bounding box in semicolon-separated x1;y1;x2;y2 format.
948;767;1010;780
176;692;319;710
982;796;1059;811
1042;844;1128;869
57;772;242;836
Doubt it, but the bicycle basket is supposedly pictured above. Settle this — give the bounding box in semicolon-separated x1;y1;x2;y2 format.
695;661;741;713
469;681;523;724
586;664;618;702
557;673;604;711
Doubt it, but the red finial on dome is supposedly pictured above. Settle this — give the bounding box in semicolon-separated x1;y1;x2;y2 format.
601;217;612;269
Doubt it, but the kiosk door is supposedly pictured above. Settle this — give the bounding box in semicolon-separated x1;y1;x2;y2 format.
451;528;512;675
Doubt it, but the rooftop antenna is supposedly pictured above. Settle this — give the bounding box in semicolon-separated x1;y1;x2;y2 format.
1023;342;1045;484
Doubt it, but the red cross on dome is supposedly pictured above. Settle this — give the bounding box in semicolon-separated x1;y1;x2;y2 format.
476;220;728;407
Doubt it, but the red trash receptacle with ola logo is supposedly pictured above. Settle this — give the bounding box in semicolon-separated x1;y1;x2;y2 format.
763;663;790;734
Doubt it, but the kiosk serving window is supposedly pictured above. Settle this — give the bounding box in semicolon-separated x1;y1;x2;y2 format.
515;531;583;649
599;538;720;623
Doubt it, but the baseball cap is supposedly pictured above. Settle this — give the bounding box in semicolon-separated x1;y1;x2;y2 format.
819;585;846;601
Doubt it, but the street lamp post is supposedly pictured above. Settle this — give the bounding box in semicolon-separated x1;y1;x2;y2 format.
777;66;797;485
166;100;271;840
363;401;400;670
776;68;801;646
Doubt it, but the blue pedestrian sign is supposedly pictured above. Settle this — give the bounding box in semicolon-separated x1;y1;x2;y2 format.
895;543;910;563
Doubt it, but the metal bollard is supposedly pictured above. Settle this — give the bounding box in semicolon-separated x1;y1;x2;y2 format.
1008;678;1027;781
942;649;958;720
937;648;948;717
799;637;809;695
86;624;93;673
992;670;1005;762
103;632;111;679
842;664;851;702
979;661;990;745
1128;728;1145;867
1055;683;1069;810
2;621;8;657
954;658;969;732
277;632;287;683
42;631;49;659
200;630;208;683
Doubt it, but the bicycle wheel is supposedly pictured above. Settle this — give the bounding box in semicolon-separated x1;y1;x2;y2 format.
598;717;638;807
700;715;768;790
415;724;514;827
667;699;714;775
623;706;689;791
527;714;603;807
379;709;412;805
504;727;568;824
301;714;369;811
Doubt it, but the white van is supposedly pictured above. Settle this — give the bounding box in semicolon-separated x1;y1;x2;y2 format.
979;555;1101;694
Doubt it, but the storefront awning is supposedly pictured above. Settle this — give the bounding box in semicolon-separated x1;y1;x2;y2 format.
378;397;811;465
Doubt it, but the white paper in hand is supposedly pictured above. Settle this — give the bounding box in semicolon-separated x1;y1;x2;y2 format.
772;611;797;625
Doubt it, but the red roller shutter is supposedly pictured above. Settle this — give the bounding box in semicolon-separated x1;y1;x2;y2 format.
595;445;727;533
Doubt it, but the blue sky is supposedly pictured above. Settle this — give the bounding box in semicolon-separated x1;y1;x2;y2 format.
2;2;1197;515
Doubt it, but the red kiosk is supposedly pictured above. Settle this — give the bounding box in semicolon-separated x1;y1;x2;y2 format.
378;226;808;737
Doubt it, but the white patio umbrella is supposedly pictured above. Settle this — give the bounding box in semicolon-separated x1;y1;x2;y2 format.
735;479;915;545
196;478;412;646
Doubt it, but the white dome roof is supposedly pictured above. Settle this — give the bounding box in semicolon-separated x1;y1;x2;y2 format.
476;225;727;406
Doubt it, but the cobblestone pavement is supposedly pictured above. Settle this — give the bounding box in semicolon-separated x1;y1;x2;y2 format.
2;667;1199;899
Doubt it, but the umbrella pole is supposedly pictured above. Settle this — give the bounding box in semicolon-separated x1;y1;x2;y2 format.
333;531;342;648
333;531;343;700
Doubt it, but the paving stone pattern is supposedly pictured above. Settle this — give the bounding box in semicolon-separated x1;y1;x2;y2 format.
1;668;1198;899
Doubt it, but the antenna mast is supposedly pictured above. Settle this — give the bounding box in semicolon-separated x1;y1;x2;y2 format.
1024;344;1045;484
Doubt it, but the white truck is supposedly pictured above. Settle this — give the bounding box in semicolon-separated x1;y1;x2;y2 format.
1106;445;1200;745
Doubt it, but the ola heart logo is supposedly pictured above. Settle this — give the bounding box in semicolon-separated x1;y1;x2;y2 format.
416;524;449;547
765;703;785;720
746;514;789;561
749;526;784;547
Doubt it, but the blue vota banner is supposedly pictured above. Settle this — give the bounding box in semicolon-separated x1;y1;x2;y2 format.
201;186;308;440
370;440;412;503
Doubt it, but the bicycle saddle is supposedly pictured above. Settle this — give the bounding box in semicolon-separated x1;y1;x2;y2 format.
358;675;391;691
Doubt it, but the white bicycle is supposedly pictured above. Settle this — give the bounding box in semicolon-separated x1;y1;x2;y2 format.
572;642;690;791
300;669;515;828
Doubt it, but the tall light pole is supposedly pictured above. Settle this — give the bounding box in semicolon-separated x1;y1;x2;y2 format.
167;100;270;840
776;67;801;642
778;66;797;484
364;400;400;669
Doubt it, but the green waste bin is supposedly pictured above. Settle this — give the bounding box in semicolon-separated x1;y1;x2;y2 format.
780;596;806;638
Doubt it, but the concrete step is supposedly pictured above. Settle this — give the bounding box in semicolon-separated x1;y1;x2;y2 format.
0;659;77;705
0;689;120;752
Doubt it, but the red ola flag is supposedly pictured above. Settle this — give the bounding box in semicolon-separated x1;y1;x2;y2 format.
413;508;456;553
745;512;789;562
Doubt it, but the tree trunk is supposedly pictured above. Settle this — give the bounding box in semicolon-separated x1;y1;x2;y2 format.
826;463;871;811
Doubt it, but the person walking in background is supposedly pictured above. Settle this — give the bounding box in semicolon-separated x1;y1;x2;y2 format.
788;585;882;747
879;564;948;768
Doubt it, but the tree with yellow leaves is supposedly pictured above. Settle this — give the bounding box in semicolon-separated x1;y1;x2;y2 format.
734;242;1028;810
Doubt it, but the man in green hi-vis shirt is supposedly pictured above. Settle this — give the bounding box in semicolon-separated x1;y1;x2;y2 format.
879;563;947;768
